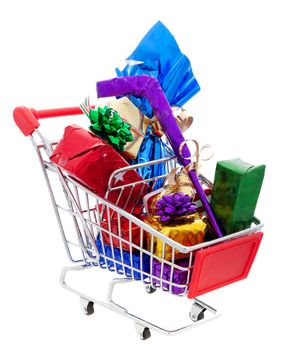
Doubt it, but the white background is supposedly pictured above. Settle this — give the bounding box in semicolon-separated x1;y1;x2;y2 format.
1;0;288;348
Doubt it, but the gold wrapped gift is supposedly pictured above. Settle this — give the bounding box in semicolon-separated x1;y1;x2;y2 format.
145;214;206;261
108;97;150;160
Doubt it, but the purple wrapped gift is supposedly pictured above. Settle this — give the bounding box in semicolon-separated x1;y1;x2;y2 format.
152;258;191;295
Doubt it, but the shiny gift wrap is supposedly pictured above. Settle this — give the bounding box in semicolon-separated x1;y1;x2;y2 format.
50;125;147;212
88;106;133;152
96;237;150;280
143;168;207;261
107;97;150;159
100;217;142;252
155;192;196;223
143;169;211;218
211;158;265;235
175;171;197;197
132;125;169;189
153;170;197;212
116;21;200;117
145;215;206;261
152;258;190;295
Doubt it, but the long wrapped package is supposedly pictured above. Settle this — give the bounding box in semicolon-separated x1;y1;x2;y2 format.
50;124;147;212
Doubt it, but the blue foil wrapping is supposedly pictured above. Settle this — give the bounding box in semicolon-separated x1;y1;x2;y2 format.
135;125;171;188
116;21;200;189
116;21;200;117
96;236;150;280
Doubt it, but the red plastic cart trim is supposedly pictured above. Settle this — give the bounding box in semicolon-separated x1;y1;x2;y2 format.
13;106;88;136
187;231;263;298
36;107;83;119
13;107;40;136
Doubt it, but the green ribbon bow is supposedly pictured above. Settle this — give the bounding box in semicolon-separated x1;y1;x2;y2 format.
88;106;134;152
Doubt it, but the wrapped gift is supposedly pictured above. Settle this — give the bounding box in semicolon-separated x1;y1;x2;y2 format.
86;105;134;153
107;97;150;160
100;217;142;252
96;236;150;280
144;169;212;217
145;215;206;261
143;168;207;261
50;124;147;212
210;158;265;235
152;258;191;295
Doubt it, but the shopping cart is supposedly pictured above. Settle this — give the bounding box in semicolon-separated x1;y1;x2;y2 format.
13;105;264;340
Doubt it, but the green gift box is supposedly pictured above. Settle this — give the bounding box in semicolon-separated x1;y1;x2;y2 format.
210;159;265;235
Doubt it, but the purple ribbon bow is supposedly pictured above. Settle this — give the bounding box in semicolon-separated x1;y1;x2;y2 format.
155;192;196;222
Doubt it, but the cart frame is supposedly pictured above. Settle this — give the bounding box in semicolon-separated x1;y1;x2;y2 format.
14;105;264;339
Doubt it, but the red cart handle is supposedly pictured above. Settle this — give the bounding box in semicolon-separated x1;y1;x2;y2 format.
13;106;83;136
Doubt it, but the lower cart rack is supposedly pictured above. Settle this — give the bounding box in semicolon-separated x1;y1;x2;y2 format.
61;265;218;339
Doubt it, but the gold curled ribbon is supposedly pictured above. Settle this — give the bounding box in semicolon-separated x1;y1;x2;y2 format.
179;139;214;174
173;106;194;133
150;106;193;137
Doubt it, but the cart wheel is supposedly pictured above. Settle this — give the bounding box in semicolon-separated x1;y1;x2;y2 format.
189;302;206;322
135;323;151;340
189;310;205;322
145;285;156;294
80;297;94;316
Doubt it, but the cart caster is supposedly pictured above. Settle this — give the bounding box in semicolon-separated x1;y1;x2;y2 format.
189;301;206;322
135;323;151;340
145;285;156;294
80;297;94;316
